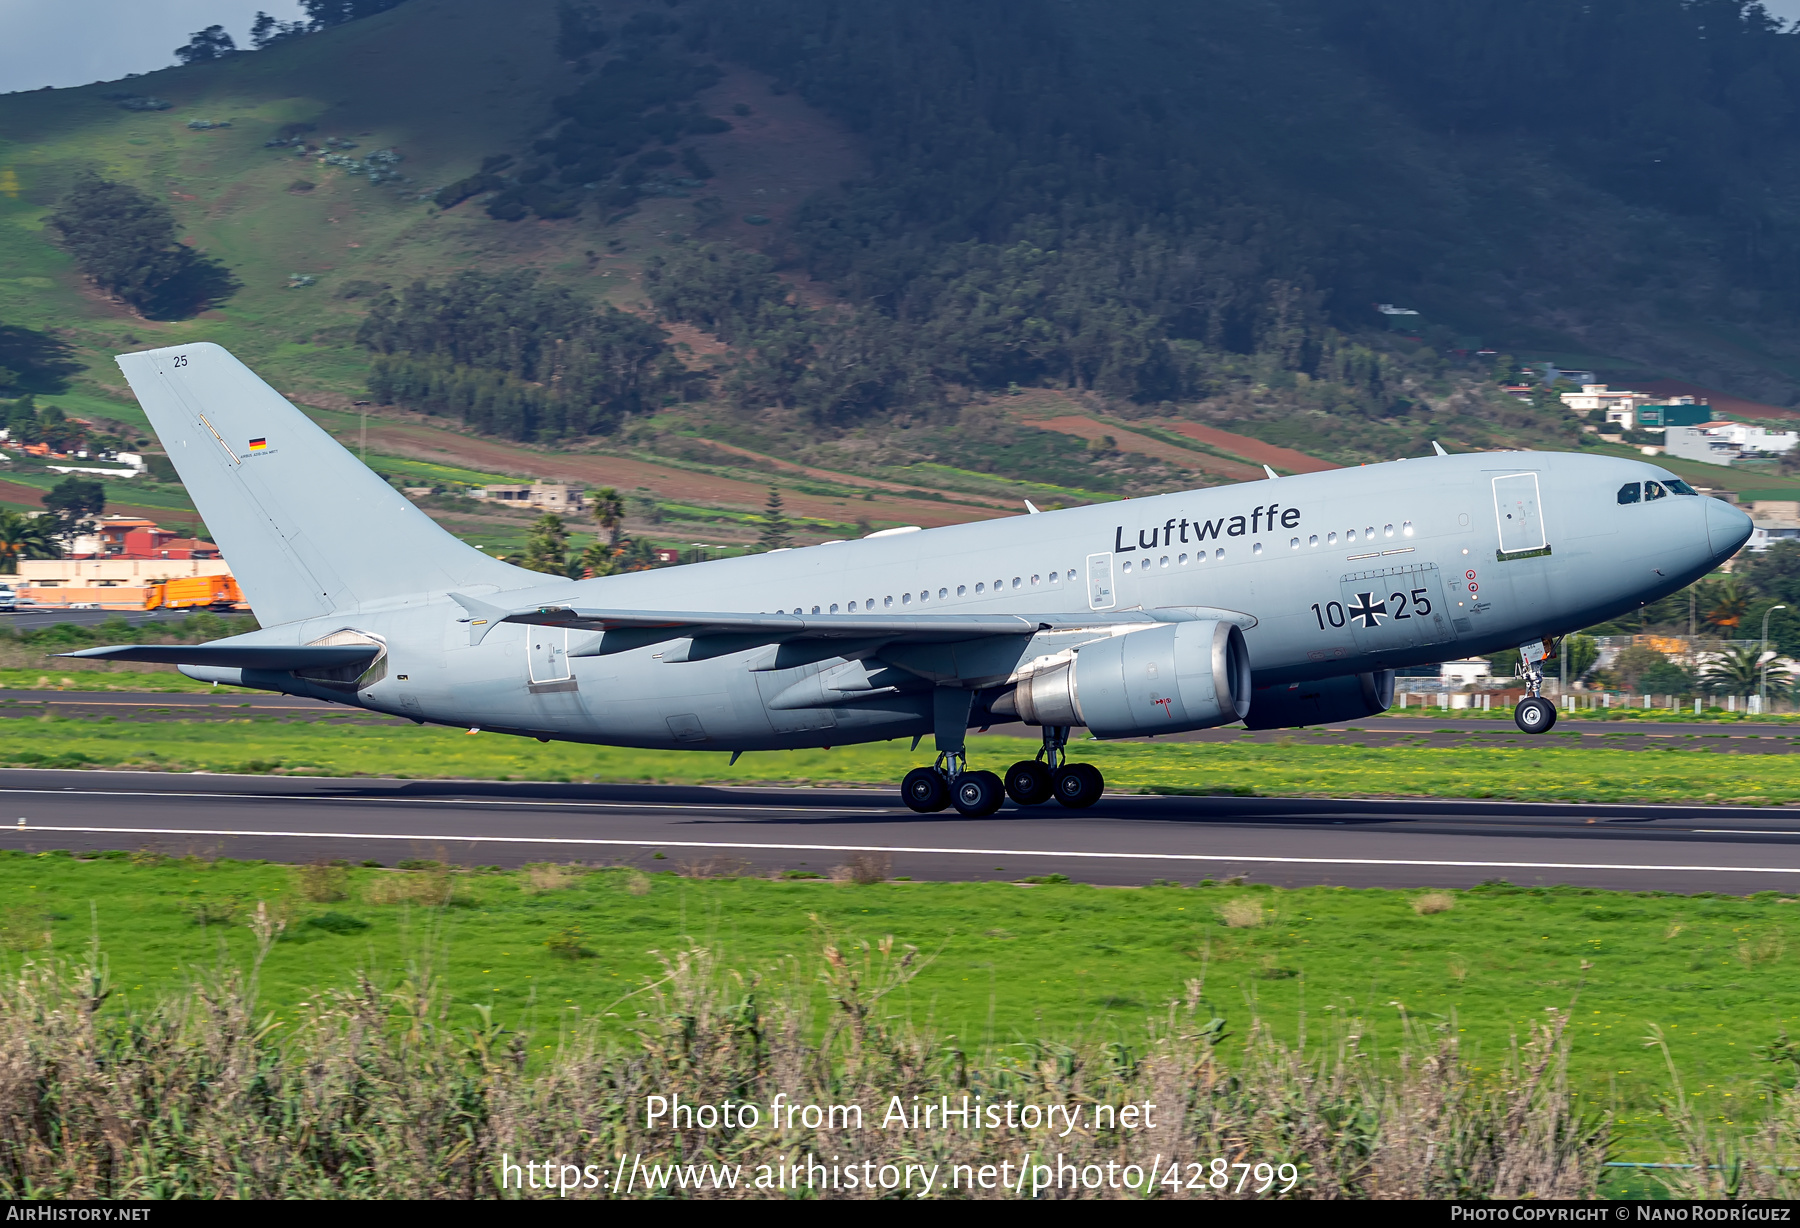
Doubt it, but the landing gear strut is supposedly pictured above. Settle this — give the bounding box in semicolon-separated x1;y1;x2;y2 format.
898;709;1107;815
1003;725;1106;810
1514;637;1559;735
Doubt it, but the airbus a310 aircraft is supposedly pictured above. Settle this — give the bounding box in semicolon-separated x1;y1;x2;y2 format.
71;343;1752;816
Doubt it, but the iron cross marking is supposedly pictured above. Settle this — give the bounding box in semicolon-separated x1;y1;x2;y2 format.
1347;592;1388;629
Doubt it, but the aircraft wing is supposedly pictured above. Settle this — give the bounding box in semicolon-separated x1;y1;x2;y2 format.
58;644;381;670
502;606;1050;640
450;592;1254;654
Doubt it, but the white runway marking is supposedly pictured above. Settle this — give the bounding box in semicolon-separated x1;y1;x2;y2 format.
9;823;1800;876
0;788;825;814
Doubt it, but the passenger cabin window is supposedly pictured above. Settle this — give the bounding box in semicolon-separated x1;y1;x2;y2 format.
1645;480;1668;501
1617;482;1641;505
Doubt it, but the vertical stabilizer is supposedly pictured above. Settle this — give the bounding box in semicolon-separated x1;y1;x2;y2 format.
116;342;540;626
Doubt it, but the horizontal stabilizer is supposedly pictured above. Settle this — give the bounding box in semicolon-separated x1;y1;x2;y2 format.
59;643;381;670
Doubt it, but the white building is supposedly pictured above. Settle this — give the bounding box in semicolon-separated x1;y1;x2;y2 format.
470;481;586;512
1559;384;1656;429
1713;422;1798;455
1663;424;1797;466
1440;658;1492;686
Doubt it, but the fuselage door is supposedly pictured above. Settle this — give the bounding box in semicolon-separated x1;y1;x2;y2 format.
1337;563;1455;656
1086;552;1116;610
1492;472;1546;557
528;629;571;685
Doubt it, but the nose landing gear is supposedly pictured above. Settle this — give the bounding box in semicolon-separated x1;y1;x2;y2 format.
1513;637;1559;734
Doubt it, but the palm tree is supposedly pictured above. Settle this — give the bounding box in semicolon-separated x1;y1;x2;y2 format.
0;509;59;570
1700;644;1791;700
520;513;575;577
1701;576;1751;633
590;486;625;546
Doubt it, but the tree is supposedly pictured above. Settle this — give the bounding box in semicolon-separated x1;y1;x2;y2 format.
250;11;308;48
756;487;792;552
590;486;625;546
49;175;240;320
174;25;236;64
577;539;619;578
1701;576;1751;633
1565;634;1599;680
0;510;59;568
1700;644;1788;698
42;476;104;542
1613;645;1667;692
521;513;574;577
1640;660;1694;696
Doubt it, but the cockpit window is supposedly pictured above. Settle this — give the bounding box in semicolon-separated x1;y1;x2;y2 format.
1665;478;1698;496
1644;480;1668;501
1617;482;1641;505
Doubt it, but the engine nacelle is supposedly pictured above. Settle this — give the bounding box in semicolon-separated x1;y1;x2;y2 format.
996;620;1250;737
1243;670;1394;730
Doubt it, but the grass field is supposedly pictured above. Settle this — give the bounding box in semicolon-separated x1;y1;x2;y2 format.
2;853;1794;1153
5;717;1800;805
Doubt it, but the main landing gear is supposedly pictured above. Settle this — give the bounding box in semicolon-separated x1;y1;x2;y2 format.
1513;637;1559;735
899;724;1106;815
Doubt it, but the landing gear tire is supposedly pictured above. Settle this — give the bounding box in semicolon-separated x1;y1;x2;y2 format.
1515;695;1558;734
952;769;1006;817
1004;759;1054;806
1053;763;1105;809
901;766;950;813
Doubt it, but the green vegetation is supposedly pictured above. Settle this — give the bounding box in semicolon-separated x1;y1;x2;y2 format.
5;718;1800;804
0;668;220;693
1;856;1799;1174
48;174;238;319
360;271;687;439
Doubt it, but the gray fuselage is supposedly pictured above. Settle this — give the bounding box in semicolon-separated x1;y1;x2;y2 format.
210;449;1749;752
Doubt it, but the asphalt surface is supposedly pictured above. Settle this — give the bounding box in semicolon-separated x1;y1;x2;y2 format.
0;608;212;632
5;768;1800;892
4;690;1797;751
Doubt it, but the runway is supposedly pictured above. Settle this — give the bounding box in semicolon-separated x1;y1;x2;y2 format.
6;768;1800;892
4;690;1797;750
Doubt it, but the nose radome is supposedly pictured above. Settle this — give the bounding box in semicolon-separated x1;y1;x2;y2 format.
1706;496;1753;558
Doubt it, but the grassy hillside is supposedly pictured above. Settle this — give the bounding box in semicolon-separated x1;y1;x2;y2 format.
3;0;1797;556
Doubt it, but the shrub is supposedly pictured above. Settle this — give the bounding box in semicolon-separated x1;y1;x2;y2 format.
0;940;1612;1198
365;866;452;906
545;925;597;960
1218;897;1266;928
293;862;348;903
835;853;890;885
524;863;579;892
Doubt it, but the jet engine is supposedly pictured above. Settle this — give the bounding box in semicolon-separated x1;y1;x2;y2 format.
992;620;1250;737
1242;670;1394;730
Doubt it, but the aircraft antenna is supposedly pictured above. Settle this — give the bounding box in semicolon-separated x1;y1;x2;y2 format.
1024;500;1041;514
1431;441;1449;456
1262;464;1279;479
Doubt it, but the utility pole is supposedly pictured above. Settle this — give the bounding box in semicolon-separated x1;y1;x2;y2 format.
1762;604;1787;712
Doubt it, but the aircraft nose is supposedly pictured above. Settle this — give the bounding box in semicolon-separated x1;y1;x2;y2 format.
1705;496;1753;559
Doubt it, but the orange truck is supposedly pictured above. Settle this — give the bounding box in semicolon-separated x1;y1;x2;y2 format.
144;575;244;611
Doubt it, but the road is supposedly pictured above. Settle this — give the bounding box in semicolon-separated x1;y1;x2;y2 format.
5;768;1800;892
0;608;216;632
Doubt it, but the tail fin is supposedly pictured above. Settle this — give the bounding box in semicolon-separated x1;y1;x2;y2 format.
116;342;540;626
